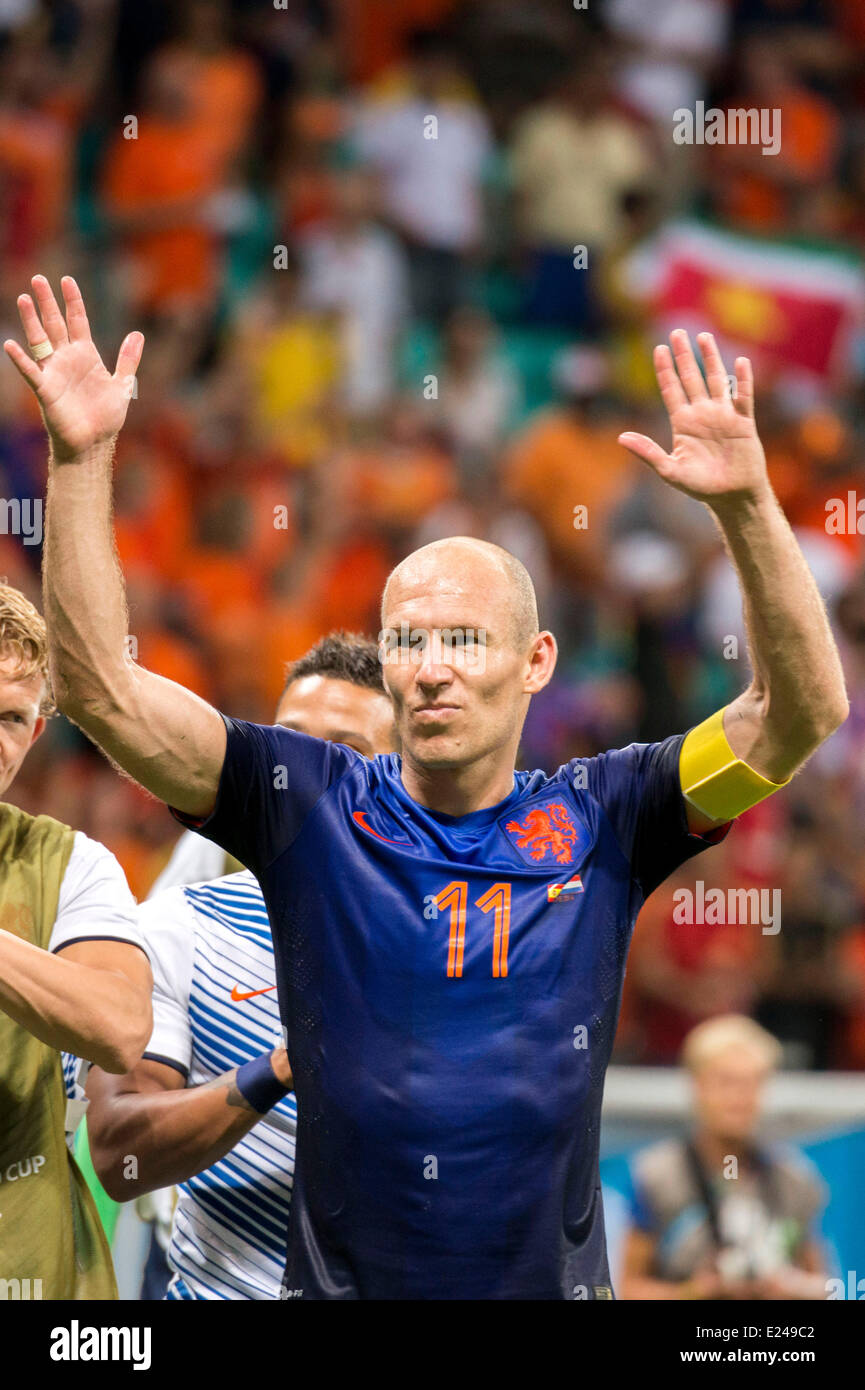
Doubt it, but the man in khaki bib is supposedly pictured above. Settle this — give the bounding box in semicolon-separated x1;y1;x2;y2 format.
0;583;152;1299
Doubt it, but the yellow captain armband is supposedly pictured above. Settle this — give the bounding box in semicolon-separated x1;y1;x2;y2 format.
679;707;791;822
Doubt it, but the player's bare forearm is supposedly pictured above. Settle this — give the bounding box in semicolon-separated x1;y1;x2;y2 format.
0;933;152;1073
710;486;848;781
44;445;226;814
85;1056;289;1199
44;442;131;718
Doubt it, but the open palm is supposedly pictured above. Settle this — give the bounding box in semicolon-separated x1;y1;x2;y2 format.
619;329;767;504
3;276;143;461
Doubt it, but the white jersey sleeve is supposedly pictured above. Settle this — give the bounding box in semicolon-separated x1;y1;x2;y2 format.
49;830;147;958
138;888;196;1078
147;830;231;898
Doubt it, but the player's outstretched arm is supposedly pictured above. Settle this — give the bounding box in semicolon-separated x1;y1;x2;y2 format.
4;276;225;816
619;330;848;816
85;1048;293;1199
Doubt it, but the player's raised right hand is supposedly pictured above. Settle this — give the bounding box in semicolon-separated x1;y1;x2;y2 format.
3;275;143;463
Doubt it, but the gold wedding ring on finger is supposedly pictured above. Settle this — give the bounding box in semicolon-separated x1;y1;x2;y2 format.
30;340;54;362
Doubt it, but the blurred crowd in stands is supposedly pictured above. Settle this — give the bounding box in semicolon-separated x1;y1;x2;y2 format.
2;0;865;1070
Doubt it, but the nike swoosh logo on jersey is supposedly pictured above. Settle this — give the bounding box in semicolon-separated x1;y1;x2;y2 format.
230;984;277;1002
351;810;410;844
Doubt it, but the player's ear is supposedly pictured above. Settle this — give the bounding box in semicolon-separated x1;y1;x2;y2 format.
29;715;46;747
523;632;557;695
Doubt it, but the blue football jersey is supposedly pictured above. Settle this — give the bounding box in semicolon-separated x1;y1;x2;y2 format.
174;718;726;1299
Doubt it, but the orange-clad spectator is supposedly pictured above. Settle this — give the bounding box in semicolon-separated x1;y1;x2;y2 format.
146;0;263;169
314;533;394;636
112;447;194;584
328;400;456;532
184;359;305;581
181;546;265;635
502;349;638;579
101;60;226;313
195;598;275;717
352;446;455;528
236;468;301;580
764;412;865;566
713;38;841;234
173;484;270;653
280;496;395;637
257;601;333;710
124;571;212;700
133;627;212;704
187;466;299;584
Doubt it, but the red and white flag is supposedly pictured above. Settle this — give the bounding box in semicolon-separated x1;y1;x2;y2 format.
628;221;865;386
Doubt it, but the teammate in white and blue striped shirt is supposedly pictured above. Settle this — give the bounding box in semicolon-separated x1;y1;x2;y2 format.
84;633;396;1299
144;872;295;1300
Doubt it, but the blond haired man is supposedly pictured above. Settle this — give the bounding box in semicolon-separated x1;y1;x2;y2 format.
620;1016;829;1300
0;582;152;1298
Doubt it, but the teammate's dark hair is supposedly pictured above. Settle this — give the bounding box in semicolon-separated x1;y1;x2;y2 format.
282;631;385;697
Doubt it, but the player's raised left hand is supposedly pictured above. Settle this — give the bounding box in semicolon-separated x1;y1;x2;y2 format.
3;275;143;463
618;329;768;508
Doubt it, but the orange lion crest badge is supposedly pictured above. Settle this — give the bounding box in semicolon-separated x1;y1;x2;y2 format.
502;801;583;866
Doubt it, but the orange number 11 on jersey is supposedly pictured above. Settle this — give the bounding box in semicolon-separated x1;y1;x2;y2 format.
434;881;512;978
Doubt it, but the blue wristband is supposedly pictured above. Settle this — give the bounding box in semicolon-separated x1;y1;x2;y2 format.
235;1053;291;1114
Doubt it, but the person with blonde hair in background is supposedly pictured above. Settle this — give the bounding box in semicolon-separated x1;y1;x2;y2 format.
620;1015;830;1300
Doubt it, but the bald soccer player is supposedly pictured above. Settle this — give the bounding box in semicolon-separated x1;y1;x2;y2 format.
6;276;847;1299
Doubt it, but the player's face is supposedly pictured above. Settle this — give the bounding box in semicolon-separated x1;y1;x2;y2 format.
0;654;46;796
692;1049;771;1143
274;675;396;757
380;553;555;772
